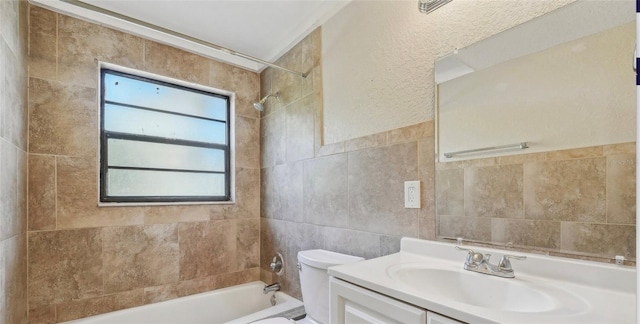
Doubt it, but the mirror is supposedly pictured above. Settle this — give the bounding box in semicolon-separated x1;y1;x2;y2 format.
434;0;636;260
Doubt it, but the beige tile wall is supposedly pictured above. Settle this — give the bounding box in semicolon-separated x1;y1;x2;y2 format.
259;29;437;297
260;26;636;302
436;144;636;261
27;6;261;323
1;0;29;323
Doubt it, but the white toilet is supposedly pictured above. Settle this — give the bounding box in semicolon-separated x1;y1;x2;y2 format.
255;249;364;324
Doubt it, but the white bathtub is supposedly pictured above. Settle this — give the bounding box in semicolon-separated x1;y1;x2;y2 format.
64;281;304;324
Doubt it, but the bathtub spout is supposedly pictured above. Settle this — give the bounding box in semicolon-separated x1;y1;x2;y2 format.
263;282;281;294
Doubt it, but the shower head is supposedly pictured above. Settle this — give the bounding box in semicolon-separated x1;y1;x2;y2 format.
253;92;280;111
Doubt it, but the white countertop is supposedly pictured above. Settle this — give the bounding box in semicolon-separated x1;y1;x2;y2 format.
328;238;636;324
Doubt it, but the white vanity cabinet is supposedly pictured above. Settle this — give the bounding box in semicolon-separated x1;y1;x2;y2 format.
330;277;463;324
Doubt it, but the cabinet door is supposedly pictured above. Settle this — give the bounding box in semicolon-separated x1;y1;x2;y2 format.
330;277;426;324
427;311;464;324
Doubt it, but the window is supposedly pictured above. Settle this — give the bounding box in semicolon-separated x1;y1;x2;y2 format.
100;68;231;203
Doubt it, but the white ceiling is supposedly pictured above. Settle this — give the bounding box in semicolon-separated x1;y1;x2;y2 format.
31;0;351;72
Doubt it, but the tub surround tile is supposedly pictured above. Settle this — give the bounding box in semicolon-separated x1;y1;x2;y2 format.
143;205;210;225
348;142;419;237
286;94;316;163
236;219;260;270
2;38;28;150
143;284;179;305
213;268;260;290
258;68;276;117
303;154;349;228
28;6;57;81
28;305;56;324
260;269;276;287
0;0;20;54
465;164;523;219
176;276;216;297
524;158;606;222
261;163;303;221
56;156;146;228
58;15;144;87
28;154;56;230
235;116;260;169
55;289;145;322
28;78;97;157
606;154;636;224
144;40;208;85
2;234;27;324
179;220;237;280
271;53;304;112
561;222;635;257
260;218;287;275
223;167;261;220
261;109;286;168
0;140;19;241
209;61;260;119
103;224;179;294
261;165;286;220
25;6;262;321
28;228;103;306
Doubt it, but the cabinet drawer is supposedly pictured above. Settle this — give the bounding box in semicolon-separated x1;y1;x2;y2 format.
427;311;464;324
330;277;427;324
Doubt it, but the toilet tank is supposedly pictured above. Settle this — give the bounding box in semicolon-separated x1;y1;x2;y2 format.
297;250;364;324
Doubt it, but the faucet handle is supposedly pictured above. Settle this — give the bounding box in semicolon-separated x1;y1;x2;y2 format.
456;246;485;266
498;254;527;271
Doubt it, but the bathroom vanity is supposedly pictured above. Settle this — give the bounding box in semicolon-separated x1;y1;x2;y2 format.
328;238;636;324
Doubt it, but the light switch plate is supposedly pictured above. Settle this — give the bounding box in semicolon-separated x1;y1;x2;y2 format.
404;181;421;208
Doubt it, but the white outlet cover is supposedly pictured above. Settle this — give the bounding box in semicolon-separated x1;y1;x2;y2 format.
404;181;421;209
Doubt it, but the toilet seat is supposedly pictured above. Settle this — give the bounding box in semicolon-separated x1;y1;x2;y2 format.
251;317;295;324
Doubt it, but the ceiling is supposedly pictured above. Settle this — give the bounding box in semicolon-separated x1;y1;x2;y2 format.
31;0;351;72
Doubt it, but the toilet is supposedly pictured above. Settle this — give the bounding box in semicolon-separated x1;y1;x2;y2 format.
255;249;364;324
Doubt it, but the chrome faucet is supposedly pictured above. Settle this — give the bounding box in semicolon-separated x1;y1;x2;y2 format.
456;246;526;278
263;282;281;294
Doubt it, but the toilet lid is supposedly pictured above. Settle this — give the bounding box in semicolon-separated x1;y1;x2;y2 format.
251;317;294;324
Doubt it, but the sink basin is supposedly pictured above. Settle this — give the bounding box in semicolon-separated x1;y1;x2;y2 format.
387;265;577;313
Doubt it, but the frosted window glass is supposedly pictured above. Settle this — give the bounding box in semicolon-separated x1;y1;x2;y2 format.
100;68;231;202
104;72;227;121
108;139;225;172
104;104;227;144
107;169;225;197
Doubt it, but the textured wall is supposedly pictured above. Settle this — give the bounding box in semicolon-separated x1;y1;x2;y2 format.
27;6;261;322
0;0;29;322
321;0;574;144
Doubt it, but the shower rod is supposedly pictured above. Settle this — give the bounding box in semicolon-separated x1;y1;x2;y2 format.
58;0;309;78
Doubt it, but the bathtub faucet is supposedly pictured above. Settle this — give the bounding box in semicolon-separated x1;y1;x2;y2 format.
263;282;281;294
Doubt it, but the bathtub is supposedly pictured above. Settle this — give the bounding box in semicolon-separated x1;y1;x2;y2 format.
65;281;304;324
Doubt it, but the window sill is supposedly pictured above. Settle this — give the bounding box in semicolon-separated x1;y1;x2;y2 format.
98;200;235;207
